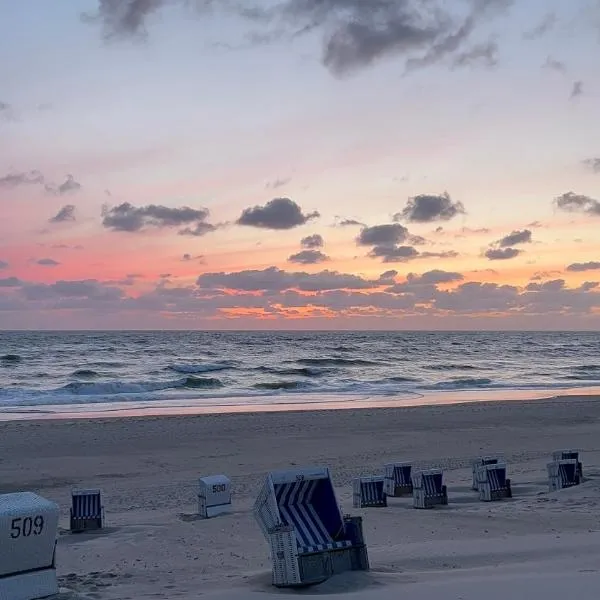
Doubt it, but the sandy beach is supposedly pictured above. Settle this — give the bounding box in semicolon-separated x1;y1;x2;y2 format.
2;392;600;599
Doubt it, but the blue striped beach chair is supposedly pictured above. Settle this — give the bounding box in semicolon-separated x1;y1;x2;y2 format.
471;457;498;490
552;450;583;480
475;463;512;501
548;459;580;492
254;466;369;587
383;462;413;497
412;469;448;509
70;489;104;533
352;476;387;508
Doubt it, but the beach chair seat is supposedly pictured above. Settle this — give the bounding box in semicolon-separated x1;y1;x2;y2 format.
69;489;104;533
471;457;499;490
552;450;583;479
548;459;580;491
352;476;387;508
254;466;369;587
412;469;448;509
476;463;512;502
198;475;232;518
383;462;413;497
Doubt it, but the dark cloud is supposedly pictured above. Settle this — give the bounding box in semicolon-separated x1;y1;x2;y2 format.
182;253;192;261
566;261;600;272
452;41;498;68
49;205;76;223
0;170;44;189
0;260;7;270
543;56;566;73
369;244;419;263
102;202;217;234
394;193;465;223
523;13;556;39
406;270;464;285
36;258;60;267
301;234;324;249
266;176;291;189
337;218;364;227
378;270;398;283
497;229;532;247
570;81;583;99
0;101;10;111
45;175;82;195
582;158;600;174
485;247;521;261
237;198;319;230
554;192;600;216
0;277;21;287
356;223;409;246
288;249;330;264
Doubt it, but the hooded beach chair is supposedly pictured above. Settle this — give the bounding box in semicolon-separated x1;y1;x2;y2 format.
253;466;369;587
548;459;580;491
352;476;387;508
475;463;512;501
552;450;583;479
198;475;232;518
383;462;413;497
412;468;448;509
70;489;104;533
471;457;498;490
1;491;60;600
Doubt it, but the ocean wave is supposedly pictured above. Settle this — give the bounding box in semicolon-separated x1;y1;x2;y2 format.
1;354;22;363
58;376;223;396
387;376;422;383
423;377;493;390
182;376;223;389
168;362;233;374
296;358;379;367
257;366;327;377
425;363;481;371
71;369;99;378
253;381;312;391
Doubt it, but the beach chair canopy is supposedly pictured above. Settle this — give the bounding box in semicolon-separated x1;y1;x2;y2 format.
414;469;443;493
255;467;345;551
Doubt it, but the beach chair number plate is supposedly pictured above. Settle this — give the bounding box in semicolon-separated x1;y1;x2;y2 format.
296;474;305;481
9;515;45;538
212;484;227;493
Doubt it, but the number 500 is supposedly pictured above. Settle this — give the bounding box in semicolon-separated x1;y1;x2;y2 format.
10;516;45;539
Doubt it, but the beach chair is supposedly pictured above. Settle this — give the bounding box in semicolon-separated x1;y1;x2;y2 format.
352;476;387;508
253;466;369;587
383;462;413;497
552;450;583;479
548;459;580;491
198;475;232;518
476;463;512;502
412;469;448;509
0;491;60;600
70;489;104;533
471;457;499;490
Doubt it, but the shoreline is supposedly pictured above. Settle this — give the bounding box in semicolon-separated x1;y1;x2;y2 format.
1;385;599;422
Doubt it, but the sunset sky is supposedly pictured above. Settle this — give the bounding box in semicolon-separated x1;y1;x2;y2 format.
1;0;599;329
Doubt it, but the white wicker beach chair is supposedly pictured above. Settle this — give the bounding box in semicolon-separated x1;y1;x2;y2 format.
70;489;104;533
548;459;580;491
383;462;413;497
352;476;387;508
471;457;499;491
0;492;59;600
253;466;369;587
412;469;448;509
198;475;232;518
475;463;512;502
552;450;583;479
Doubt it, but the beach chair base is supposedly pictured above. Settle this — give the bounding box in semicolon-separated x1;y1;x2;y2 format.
385;483;413;497
0;568;59;600
70;510;104;533
413;485;448;509
198;497;232;518
479;478;512;502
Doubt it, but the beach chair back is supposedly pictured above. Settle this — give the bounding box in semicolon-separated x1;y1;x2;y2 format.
352;476;387;508
552;450;583;479
476;463;512;501
412;468;448;509
198;474;232;518
548;458;579;491
383;463;413;496
70;489;103;532
472;456;499;490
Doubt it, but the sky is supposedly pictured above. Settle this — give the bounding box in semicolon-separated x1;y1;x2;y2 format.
0;0;599;330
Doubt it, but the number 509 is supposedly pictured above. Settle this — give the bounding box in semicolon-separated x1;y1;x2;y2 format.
10;516;45;538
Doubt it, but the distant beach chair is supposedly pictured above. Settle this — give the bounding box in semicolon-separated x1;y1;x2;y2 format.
0;491;60;600
548;459;580;491
412;469;448;509
552;450;583;479
383;462;413;497
471;457;499;491
475;463;512;502
70;489;104;533
352;476;387;508
198;475;232;518
254;466;369;587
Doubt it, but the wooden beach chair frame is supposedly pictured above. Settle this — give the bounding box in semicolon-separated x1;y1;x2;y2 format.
70;489;104;533
412;468;448;509
548;459;580;491
254;466;369;587
383;462;413;497
552;450;583;480
476;463;512;502
352;476;387;508
472;457;499;491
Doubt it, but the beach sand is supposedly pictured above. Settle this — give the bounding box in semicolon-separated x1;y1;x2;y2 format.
2;392;600;599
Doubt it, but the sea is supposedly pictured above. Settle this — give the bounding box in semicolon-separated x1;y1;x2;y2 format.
0;330;599;415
